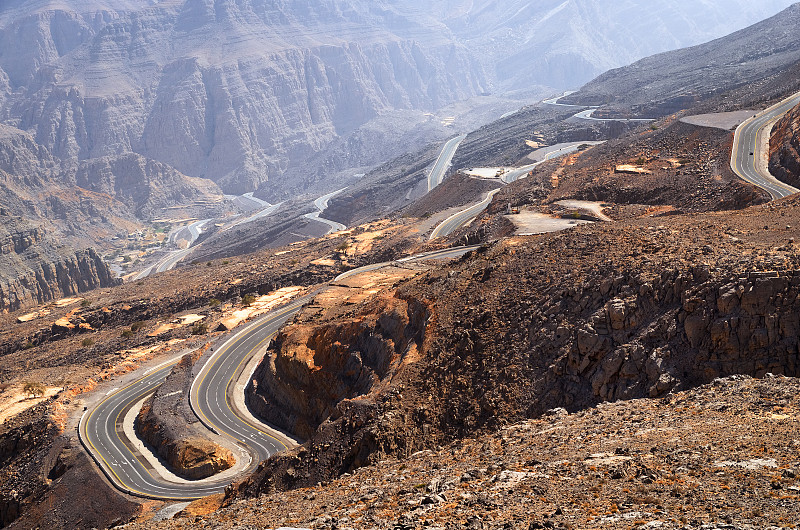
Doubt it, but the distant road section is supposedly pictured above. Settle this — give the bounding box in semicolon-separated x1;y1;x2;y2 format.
504;141;605;183
572;108;653;123
430;189;501;239
543;91;653;123
430;141;604;238
304;188;347;234
541;91;581;108
428;135;467;192
134;219;210;280
731;91;800;200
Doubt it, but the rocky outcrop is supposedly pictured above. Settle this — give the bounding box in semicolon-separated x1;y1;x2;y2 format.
247;291;430;440
135;352;235;480
0;216;119;313
233;208;800;499
770;101;800;188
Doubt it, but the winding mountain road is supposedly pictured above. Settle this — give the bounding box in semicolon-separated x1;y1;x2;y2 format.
81;246;479;500
430;189;501;239
134;219;210;280
304;188;347;234
429;141;605;239
428;135;467;192
543;91;653;123
730;91;800;200
79;298;308;500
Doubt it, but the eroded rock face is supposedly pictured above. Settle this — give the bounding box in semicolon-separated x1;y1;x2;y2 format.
0;217;119;312
135;353;235;480
770;101;800;188
247;291;430;439
0;0;487;195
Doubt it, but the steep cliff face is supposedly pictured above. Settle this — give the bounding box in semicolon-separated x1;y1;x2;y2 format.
0;0;487;195
770;101;800;188
0;124;222;243
247;291;430;439
0;215;119;313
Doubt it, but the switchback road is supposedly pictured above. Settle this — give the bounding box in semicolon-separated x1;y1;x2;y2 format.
730;91;800;200
304;188;347;234
82;246;479;499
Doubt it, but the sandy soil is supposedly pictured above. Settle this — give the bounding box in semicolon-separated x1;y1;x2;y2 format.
505;210;592;235
0;385;61;424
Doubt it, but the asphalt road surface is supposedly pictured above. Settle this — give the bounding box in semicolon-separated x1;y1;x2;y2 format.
134;219;210;280
430;189;501;239
430;142;604;238
541;91;581;107
80;297;311;499
82;246;479;499
730;91;800;200
304;188;347;233
428;135;467;192
571;108;653;122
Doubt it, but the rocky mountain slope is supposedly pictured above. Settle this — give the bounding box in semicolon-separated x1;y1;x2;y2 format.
229;196;800;506
427;0;798;91
0;122;225;312
0;214;119;312
1;0;794;198
0;0;488;196
562;2;800;116
770;101;800;188
136;374;800;529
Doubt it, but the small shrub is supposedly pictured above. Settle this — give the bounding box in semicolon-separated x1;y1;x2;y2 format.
336;242;350;252
22;341;34;350
635;157;646;165
121;329;134;338
208;298;221;307
206;261;212;267
192;322;209;335
80;299;91;307
242;294;257;307
123;256;132;263
649;124;659;130
23;381;46;398
290;259;299;266
222;260;230;265
82;337;95;347
130;321;146;332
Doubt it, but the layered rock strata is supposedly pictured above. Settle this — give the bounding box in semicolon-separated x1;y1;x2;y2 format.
247;285;429;440
0;217;119;313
